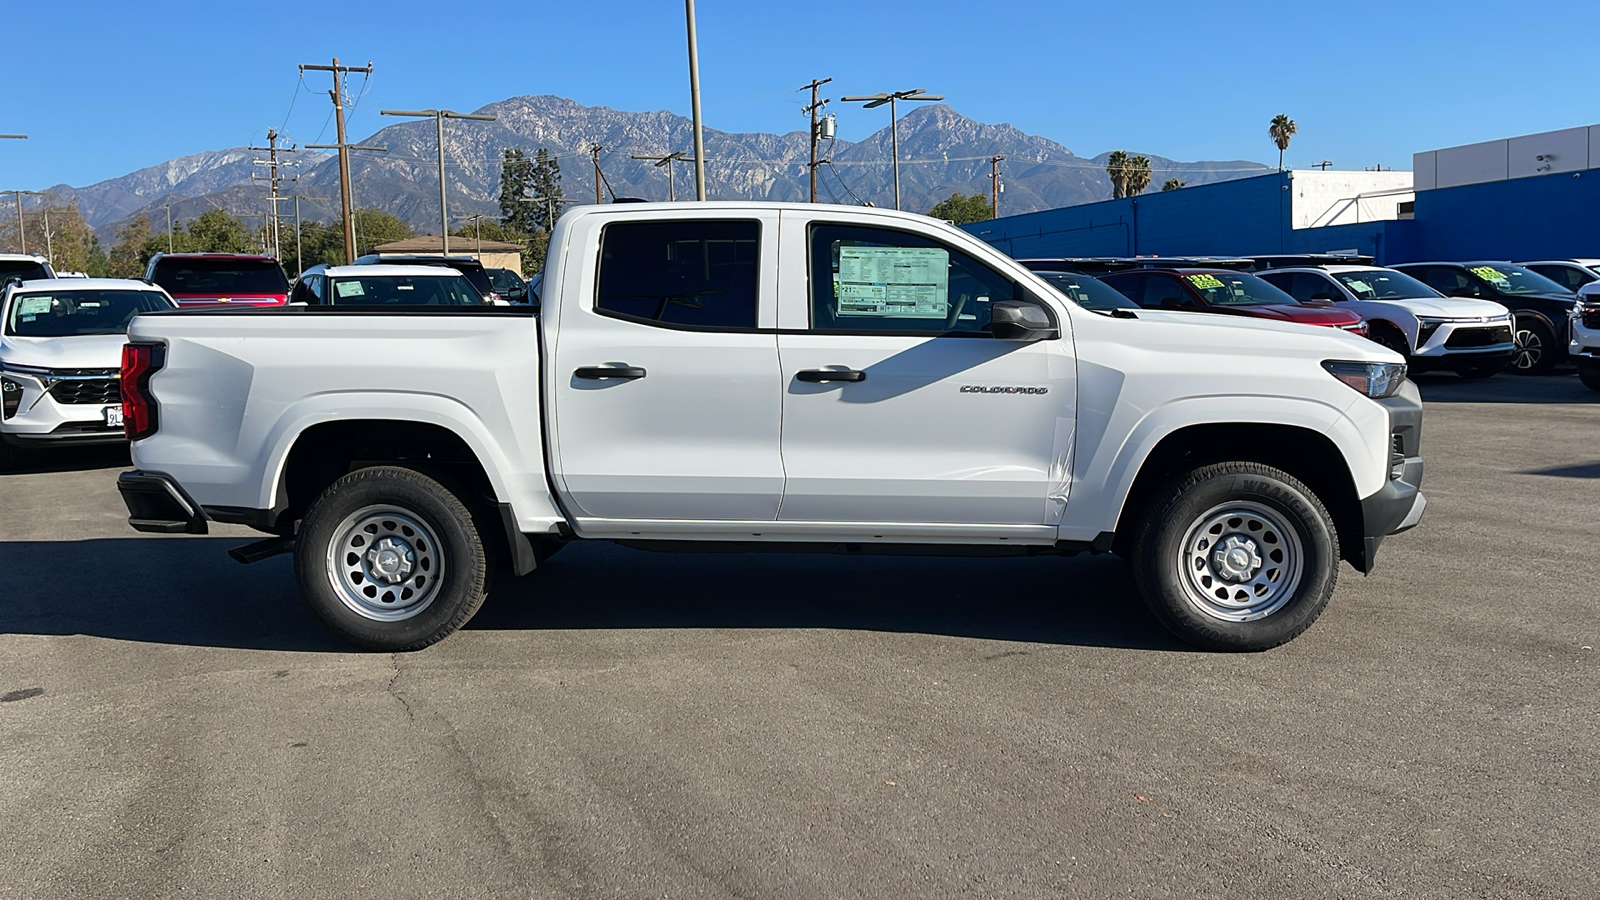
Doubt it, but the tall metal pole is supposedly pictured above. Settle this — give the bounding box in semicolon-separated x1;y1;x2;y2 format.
841;89;943;212
591;144;604;204
294;196;302;270
990;154;1005;220
12;191;23;254
685;0;707;201
164;200;173;252
381;108;495;256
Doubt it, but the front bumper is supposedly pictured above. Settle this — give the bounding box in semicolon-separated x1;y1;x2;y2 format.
2;367;125;447
118;470;209;534
1356;380;1425;573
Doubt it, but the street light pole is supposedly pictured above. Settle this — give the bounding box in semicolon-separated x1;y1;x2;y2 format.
11;190;24;254
381;108;497;255
840;88;943;211
685;0;707;201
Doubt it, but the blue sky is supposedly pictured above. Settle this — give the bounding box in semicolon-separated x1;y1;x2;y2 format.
4;0;1598;189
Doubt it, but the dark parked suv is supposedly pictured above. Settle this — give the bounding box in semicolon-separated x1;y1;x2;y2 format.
1389;262;1575;374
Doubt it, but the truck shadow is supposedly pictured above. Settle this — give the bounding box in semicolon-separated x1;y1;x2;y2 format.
0;537;1184;653
1413;371;1596;404
0;444;130;476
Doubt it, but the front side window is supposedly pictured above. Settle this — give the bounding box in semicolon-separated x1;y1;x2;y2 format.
5;290;173;337
808;223;1013;333
325;274;485;306
596;220;760;329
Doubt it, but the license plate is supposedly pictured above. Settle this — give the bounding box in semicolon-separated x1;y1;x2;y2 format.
104;405;123;428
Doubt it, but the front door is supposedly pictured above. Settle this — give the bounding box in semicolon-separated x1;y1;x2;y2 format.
774;216;1076;526
548;213;784;521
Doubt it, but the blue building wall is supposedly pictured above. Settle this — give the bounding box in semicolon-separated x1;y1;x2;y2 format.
965;166;1596;265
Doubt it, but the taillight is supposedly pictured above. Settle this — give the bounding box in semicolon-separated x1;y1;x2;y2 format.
121;342;166;441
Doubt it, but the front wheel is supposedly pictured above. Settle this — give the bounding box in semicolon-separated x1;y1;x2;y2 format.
295;466;490;651
1511;317;1558;375
1132;462;1339;651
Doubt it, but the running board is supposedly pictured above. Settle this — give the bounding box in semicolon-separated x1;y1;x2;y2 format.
228;536;295;565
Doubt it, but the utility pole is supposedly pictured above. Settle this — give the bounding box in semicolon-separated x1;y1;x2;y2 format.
162;199;174;253
527;194;581;230
288;195;330;275
300;58;372;263
1316;160;1333;170
841;88;944;210
10;191;24;254
631;151;695;201
250;129;296;260
305;141;386;258
685;0;707;201
989;155;1005;219
590;144;606;203
380;108;497;255
800;77;832;203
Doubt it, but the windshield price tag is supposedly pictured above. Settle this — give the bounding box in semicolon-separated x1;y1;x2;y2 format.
1469;266;1508;283
1187;274;1226;290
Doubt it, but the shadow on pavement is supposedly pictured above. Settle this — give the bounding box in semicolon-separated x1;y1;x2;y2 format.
0;444;131;476
1520;461;1600;479
0;536;1182;653
1413;370;1596;404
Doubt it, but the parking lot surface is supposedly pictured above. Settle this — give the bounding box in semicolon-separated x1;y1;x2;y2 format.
2;373;1596;899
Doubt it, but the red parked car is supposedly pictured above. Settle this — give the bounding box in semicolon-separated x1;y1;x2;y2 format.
1098;267;1368;335
143;253;291;307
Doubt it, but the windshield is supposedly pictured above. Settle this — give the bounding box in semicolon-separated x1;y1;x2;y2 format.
0;260;51;283
1331;270;1441;300
1036;271;1137;311
1465;264;1571;296
5;289;173;337
325;274;487;306
486;269;523;293
379;258;493;297
150;258;289;295
1184;271;1297;307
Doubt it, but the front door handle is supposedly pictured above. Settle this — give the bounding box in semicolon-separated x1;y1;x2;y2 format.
575;365;647;380
795;368;866;383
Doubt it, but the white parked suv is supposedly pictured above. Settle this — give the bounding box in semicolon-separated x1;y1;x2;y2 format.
1256;264;1515;377
116;202;1426;653
1521;259;1600;294
0;253;57;284
1571;282;1600;392
0;278;177;469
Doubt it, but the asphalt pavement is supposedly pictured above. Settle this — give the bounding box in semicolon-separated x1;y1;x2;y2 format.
2;372;1596;899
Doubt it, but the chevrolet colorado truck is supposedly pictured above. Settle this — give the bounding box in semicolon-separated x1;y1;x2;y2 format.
115;202;1426;652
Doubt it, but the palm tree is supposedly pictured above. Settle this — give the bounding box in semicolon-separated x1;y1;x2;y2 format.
1127;156;1153;196
1105;150;1130;199
1270;114;1297;171
1162;178;1186;191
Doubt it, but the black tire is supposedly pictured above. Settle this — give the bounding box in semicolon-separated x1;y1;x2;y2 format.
1580;369;1600;393
1370;323;1410;360
1510;317;1558;375
1132;461;1339;651
295;466;490;651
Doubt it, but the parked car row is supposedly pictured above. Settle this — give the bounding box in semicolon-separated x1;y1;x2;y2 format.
1018;254;1600;382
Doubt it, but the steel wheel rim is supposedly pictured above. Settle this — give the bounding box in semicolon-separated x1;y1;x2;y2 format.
1513;327;1543;370
326;505;445;622
1177;501;1304;623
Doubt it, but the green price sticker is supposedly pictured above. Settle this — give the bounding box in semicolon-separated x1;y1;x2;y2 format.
1469;266;1507;283
1187;274;1226;290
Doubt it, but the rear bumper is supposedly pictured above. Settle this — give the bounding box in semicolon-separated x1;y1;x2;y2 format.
118;470;209;534
1355;381;1425;573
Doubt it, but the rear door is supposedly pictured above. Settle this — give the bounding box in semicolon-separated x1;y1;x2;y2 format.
772;214;1076;527
548;212;784;522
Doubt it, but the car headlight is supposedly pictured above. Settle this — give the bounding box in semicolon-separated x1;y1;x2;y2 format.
1323;360;1407;399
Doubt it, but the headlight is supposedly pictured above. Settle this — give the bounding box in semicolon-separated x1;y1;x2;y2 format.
1323;360;1407;399
1;375;22;418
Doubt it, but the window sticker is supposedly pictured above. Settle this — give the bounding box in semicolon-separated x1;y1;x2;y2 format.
1345;280;1371;294
15;297;53;316
1187;274;1225;290
836;246;949;318
334;281;366;298
1469;266;1508;283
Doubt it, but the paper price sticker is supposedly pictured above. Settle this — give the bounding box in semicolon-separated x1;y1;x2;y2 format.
1469;266;1508;283
15;297;53;316
334;281;366;298
1186;274;1226;290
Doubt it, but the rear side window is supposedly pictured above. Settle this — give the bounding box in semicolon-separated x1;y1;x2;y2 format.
0;260;50;283
150;258;289;295
596;220;760;329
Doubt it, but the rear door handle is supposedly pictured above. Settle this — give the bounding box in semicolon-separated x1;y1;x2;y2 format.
575;365;647;380
795;368;866;383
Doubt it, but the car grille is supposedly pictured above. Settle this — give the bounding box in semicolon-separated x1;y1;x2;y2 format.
1583;309;1600;329
47;369;122;405
1446;325;1513;348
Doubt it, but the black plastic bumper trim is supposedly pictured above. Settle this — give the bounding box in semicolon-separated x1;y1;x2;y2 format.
118;470;208;535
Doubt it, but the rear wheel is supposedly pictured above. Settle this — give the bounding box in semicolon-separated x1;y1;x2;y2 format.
1511;317;1557;375
1132;462;1339;651
1370;323;1410;360
295;466;490;651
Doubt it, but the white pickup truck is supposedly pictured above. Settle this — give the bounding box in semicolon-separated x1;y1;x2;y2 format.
115;202;1425;652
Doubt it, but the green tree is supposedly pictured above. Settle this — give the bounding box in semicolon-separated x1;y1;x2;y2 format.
184;208;255;253
1105;150;1130;199
523;230;551;275
106;215;154;278
352;208;414;256
529;149;563;232
498;149;536;235
1270;113;1297;171
1162;178;1186;191
927;192;992;225
1126;155;1153;196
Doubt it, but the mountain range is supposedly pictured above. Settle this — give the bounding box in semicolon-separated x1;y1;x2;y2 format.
46;96;1271;241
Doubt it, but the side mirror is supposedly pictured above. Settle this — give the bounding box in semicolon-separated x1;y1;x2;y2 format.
988;299;1059;341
